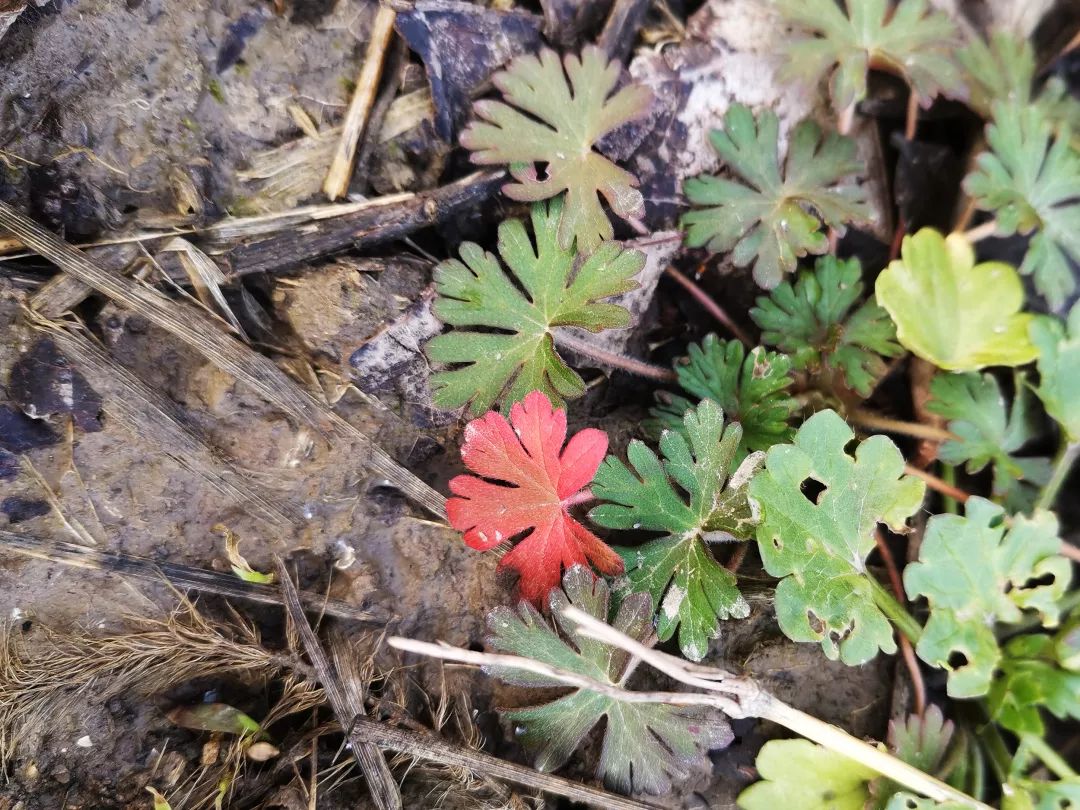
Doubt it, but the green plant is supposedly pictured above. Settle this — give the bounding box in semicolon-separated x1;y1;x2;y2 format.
461;46;653;253
644;334;797;460
428;199;644;414
590;400;760;660
875;228;1038;370
682;104;870;288
750;255;903;396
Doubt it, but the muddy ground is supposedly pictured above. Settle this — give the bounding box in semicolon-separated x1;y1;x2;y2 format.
0;1;1074;808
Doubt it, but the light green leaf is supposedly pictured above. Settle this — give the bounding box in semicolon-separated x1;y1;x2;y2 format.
591;400;760;661
774;0;964;112
749;410;926;665
428;199;644;414
988;634;1080;737
964;102;1080;307
644;334;797;460
682;104;870;289
926;372;1050;512
885;794;966;810
461;46;652;253
1029;304;1080;441
738;739;876;810
904;498;1072;698
875;228;1037;371
750;255;903;395
165;703;262;737
486;566;732;795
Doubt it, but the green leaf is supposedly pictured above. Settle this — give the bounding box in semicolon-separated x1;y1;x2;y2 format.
428;199;644;414
486;566;732;795
774;0;964;112
957;31;1037;119
165;703;262;737
749;410;926;665
1030;304;1080;441
1004;779;1080;810
461;46;652;254
988;634;1080;737
884;795;966;810
681;104;870;289
737;739;876;810
875;228;1038;371
964;103;1080;307
644;335;797;460
870;706;962;808
750;255;903;395
904;497;1073;698
590;400;760;661
926;372;1051;512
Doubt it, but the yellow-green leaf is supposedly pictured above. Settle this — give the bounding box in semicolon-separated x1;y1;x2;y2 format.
738;739;876;810
875;228;1037;371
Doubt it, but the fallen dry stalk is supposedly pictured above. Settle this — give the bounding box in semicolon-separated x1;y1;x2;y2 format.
0;201;447;519
323;4;398;200
390;606;992;810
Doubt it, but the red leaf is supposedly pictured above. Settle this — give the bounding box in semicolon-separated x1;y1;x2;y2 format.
447;390;624;606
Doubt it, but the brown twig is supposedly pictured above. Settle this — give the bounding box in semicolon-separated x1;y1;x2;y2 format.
849;409;957;443
904;90;919;142
903;464;971;504
323;5;398;200
664;266;753;346
0;530;389;624
275;560;402;810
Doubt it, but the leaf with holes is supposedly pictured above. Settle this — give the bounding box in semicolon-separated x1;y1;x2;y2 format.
927;372;1050;512
748;410;926;665
446;390;622;607
461;45;652;254
487;565;733;795
774;0;964;113
987;633;1080;737
904;497;1072;698
644;335;797;461
1030;303;1080;442
738;739;877;810
429;199;644;415
750;255;902;396
590;400;761;661
876;228;1038;371
964;103;1080;308
682;104;870;289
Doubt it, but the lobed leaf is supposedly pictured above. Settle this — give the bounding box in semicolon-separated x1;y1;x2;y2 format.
429;199;644;414
1029;303;1080;442
737;739;876;810
644;334;797;461
750;255;902;395
486;566;732;795
682;104;870;289
446;391;622;607
964;102;1080;308
875;228;1038;371
590;400;760;661
774;0;964;113
461;46;653;253
904;497;1072;698
988;634;1080;737
748;410;926;665
926;371;1050;512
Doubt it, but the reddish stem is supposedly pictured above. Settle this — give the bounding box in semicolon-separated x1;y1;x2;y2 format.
724;542;749;573
875;529;927;716
903;464;971;504
665;266;754;347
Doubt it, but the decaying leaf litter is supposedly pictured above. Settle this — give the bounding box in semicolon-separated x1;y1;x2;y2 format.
0;1;1078;809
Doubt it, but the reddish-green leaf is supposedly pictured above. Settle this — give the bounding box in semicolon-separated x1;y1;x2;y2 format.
447;391;623;606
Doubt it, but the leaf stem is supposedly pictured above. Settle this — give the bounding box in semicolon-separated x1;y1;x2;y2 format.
554;332;677;383
875;530;926;715
1017;733;1080;780
960;219;998;243
866;574;923;645
848;409;957;442
664;266;754;346
903;464;971;505
941;464;960;514
1036;440;1080;512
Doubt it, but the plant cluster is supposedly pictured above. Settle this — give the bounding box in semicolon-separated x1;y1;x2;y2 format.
421;9;1080;809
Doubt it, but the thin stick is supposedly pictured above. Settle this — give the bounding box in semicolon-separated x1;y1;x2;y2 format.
849;410;957;442
903;464;971;504
276;560;402;810
554;332;677;382
323;5;398;200
875;530;926;716
664;266;753;346
961;220;998;243
0;530;389;623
